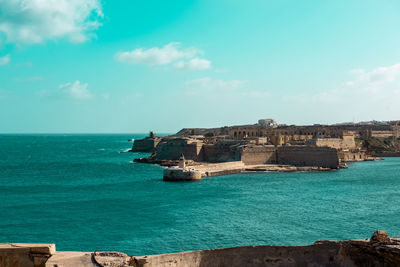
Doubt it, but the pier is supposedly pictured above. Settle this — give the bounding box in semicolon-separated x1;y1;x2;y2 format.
163;161;332;181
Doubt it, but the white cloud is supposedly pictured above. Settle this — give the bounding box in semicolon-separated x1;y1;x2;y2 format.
115;42;211;71
0;0;103;44
100;93;110;100
174;58;211;71
59;80;92;100
286;62;400;122
346;63;400;86
0;54;10;65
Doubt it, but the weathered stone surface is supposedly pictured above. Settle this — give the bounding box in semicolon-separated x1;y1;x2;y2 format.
94;252;132;267
0;243;55;267
371;230;391;243
4;232;400;266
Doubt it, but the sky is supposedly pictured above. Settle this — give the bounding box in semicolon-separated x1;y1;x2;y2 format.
1;0;400;133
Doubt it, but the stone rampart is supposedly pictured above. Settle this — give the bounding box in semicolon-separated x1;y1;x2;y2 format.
155;139;203;161
132;137;161;152
371;130;395;138
241;145;276;165
202;142;242;163
306;135;355;150
277;146;339;168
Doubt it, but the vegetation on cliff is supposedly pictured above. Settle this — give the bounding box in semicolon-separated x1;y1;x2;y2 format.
357;137;400;153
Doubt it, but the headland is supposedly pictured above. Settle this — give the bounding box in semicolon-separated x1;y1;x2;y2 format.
132;119;399;181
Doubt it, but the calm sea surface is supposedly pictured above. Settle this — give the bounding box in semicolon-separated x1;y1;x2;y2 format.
0;134;399;256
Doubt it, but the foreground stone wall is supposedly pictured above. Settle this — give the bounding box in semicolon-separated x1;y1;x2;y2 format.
277;146;339;168
0;243;55;267
134;231;400;267
3;231;399;267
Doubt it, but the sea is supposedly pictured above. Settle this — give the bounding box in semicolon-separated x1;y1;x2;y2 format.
0;134;399;256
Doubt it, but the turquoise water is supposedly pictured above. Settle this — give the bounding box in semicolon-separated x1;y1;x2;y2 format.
0;134;400;256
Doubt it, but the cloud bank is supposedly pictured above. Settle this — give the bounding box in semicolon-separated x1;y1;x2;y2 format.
115;42;211;71
59;80;92;100
283;62;400;123
0;0;103;44
0;54;10;65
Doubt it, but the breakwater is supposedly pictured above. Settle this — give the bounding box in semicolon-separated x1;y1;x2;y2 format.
163;161;333;181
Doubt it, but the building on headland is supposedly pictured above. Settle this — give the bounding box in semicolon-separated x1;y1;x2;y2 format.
131;119;399;180
131;131;161;152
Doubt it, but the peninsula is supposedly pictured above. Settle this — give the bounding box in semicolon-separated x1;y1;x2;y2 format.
132;119;400;181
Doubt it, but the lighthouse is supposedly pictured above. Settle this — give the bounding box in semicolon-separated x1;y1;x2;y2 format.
178;153;185;170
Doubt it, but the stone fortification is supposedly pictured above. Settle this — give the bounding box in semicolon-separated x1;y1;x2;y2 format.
277;146;339;169
133;119;394;177
132;137;161;152
305;135;356;150
338;150;368;162
155;138;204;161
202;141;243;162
240;145;276;165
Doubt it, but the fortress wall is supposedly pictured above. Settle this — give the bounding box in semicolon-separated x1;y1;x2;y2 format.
392;125;400;138
202;144;241;163
277;146;339;168
371;130;394;138
155;140;203;161
132;138;160;152
340;151;367;162
241;145;276;165
307;138;343;149
306;136;356;150
341;134;356;149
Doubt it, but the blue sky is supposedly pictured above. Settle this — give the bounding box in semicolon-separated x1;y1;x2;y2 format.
1;0;400;133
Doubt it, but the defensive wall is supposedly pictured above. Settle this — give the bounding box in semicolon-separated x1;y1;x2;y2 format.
240;145;276;165
132;137;161;152
338;150;368;162
179;123;400;140
276;146;339;169
155;138;204;161
202;141;242;162
306;135;356;150
151;138;342;168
